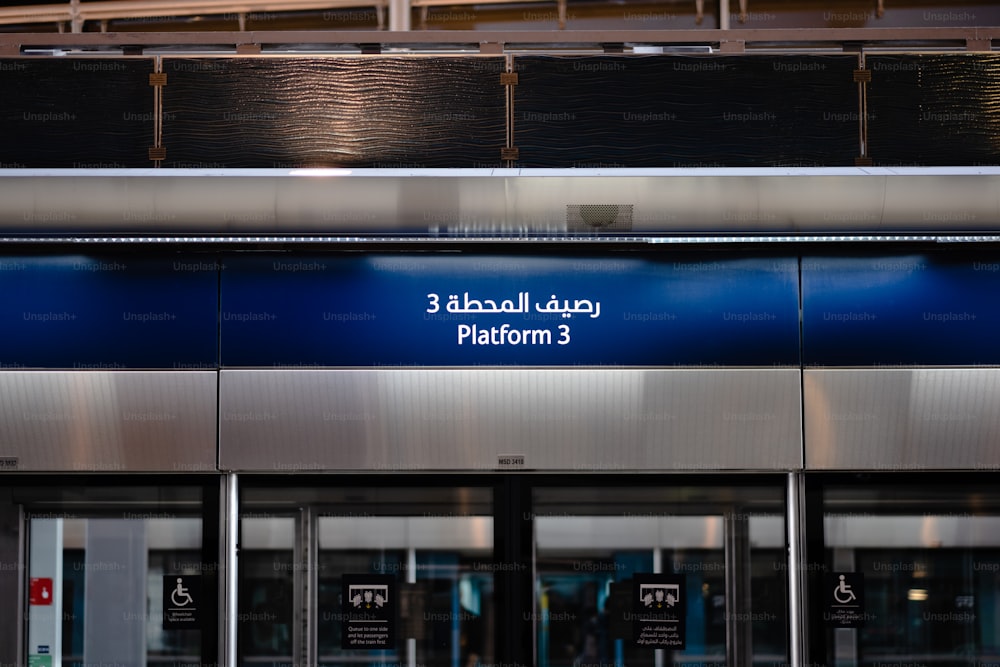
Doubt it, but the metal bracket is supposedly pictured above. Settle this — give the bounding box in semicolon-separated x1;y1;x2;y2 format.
148;72;167;86
500;147;519;161
500;72;518;86
853;69;872;83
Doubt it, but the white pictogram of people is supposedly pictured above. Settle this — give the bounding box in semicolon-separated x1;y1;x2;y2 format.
641;587;677;609
351;588;386;609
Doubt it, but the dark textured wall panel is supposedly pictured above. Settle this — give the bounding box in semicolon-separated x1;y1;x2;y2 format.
162;57;507;168
867;54;1000;166
512;55;860;168
0;59;154;168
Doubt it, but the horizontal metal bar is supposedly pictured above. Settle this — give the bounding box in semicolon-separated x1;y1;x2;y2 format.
0;27;996;51
3;235;1000;245
2;168;998;237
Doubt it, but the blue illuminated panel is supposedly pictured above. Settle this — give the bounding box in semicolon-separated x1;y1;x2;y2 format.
803;255;1000;366
220;255;799;367
0;256;218;368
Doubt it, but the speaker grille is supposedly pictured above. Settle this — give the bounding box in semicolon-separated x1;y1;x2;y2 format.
567;204;634;231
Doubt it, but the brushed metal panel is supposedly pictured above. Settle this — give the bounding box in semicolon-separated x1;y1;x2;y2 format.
805;369;1000;470
0;371;218;472
219;368;802;471
1;167;999;235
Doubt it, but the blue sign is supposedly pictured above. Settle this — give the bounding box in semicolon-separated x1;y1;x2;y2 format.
220;255;799;367
803;254;1000;366
0;256;218;369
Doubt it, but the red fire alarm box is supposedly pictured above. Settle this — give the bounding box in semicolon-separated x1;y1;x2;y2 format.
29;578;53;605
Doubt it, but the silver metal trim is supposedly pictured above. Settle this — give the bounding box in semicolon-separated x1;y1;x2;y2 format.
724;509;752;667
219;368;803;471
786;472;806;667
5;234;1000;245
1;27;998;51
224;473;238;667
805;368;1000;470
1;167;999;236
0;371;218;472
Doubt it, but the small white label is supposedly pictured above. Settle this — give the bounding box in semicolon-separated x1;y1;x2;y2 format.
498;455;525;467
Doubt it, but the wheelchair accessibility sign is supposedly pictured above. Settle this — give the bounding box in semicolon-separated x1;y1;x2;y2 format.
163;575;200;629
825;573;865;627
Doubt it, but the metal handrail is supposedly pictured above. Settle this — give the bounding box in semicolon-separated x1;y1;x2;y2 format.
0;26;996;55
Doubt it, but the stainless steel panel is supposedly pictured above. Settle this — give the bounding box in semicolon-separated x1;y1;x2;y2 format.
805;368;1000;470
219;368;802;471
0;167;999;234
0;371;218;472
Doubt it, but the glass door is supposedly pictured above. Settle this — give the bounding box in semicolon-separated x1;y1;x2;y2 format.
532;480;789;667
807;475;1000;667
238;476;790;667
13;478;220;667
239;481;495;667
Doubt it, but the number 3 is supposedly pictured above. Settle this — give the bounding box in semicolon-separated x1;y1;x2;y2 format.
557;324;570;345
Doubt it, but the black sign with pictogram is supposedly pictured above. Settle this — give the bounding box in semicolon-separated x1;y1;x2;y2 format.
341;574;397;650
632;574;686;649
825;572;865;627
163;575;200;629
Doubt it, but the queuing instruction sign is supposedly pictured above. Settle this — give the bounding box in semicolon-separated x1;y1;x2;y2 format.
632;574;686;649
341;574;397;650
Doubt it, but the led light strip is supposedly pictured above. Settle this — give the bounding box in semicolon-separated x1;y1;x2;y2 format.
3;234;1000;244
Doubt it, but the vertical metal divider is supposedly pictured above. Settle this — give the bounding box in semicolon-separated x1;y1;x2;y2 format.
789;252;809;667
293;506;318;667
16;504;26;667
153;55;162;168
406;547;417;667
719;0;730;29
652;547;664;667
724;508;752;667
858;51;870;165
307;507;319;667
223;473;239;667
494;476;533;667
506;53;515;166
786;472;807;667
